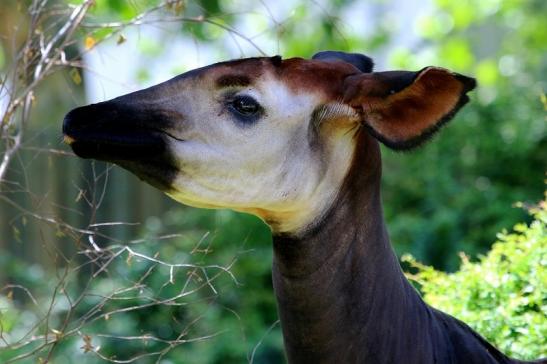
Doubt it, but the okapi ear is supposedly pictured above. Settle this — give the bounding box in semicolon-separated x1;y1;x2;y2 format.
312;51;374;73
343;67;476;150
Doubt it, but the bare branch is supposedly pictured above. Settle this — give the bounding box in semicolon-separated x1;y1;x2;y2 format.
0;1;268;362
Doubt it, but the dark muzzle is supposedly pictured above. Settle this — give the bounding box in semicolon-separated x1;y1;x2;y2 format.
62;101;171;161
62;99;179;191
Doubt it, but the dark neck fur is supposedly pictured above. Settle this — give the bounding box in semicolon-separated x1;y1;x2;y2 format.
272;132;517;364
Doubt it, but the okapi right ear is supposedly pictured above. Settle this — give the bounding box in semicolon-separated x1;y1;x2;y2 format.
343;67;476;150
312;51;374;73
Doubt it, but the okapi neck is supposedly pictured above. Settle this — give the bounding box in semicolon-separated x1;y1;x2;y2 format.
272;132;395;278
270;133;516;364
271;133;427;362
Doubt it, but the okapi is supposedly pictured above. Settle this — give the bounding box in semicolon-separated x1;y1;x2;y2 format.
62;51;545;363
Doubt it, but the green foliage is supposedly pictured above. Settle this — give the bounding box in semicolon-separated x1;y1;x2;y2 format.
403;198;547;360
383;0;546;269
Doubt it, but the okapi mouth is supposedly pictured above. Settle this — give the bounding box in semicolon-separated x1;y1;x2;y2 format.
62;103;179;192
66;129;167;161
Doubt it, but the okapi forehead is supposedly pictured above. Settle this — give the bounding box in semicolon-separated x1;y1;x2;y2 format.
187;57;276;86
278;58;362;100
186;57;361;103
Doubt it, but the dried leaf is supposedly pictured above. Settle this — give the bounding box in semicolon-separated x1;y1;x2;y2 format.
167;0;186;15
81;334;94;353
75;189;84;202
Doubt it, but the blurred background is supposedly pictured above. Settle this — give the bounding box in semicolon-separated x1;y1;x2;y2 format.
0;0;545;363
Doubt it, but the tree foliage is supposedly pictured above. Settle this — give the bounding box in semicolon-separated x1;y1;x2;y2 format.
404;196;547;360
381;0;546;269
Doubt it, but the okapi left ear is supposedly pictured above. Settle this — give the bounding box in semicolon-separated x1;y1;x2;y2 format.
343;67;476;150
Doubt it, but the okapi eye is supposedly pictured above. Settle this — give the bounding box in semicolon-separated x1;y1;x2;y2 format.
229;95;261;119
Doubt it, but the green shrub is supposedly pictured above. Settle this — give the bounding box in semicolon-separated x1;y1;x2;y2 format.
404;194;547;360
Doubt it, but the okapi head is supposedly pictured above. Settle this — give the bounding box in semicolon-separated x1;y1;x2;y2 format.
63;51;475;235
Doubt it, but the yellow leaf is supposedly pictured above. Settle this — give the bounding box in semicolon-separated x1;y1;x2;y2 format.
55;228;66;238
12;226;21;243
85;36;96;50
69;68;82;85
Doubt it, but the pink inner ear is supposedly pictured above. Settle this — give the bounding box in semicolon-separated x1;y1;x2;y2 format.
346;67;470;148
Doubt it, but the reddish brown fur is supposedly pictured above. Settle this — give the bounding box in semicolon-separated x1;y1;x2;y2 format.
343;67;465;143
274;60;470;150
278;58;362;100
